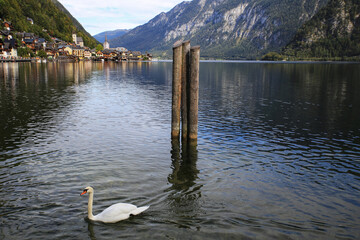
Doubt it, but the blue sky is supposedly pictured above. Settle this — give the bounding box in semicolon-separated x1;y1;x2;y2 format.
58;0;186;35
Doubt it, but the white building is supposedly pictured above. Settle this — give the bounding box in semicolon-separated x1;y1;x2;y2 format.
72;33;84;47
103;35;110;49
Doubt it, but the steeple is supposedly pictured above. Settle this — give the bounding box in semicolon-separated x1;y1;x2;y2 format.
103;34;110;49
72;32;77;44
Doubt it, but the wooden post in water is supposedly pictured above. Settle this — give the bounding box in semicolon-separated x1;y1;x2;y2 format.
188;46;200;141
171;43;182;139
181;41;191;140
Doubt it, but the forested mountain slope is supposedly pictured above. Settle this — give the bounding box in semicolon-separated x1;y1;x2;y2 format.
0;0;97;48
283;0;360;59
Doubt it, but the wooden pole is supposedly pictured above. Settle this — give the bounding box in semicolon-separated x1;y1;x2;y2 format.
188;46;200;140
181;41;190;140
171;43;182;139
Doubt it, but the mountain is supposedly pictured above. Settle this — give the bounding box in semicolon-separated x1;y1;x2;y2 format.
93;29;130;43
109;0;329;59
0;0;97;48
50;0;97;44
283;0;360;60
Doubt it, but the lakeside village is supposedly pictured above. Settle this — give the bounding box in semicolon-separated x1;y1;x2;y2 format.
0;20;152;62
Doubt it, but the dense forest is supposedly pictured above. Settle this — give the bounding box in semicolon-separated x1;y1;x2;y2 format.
0;0;97;48
282;0;360;60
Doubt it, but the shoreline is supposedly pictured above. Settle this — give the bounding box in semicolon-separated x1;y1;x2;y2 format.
2;58;359;64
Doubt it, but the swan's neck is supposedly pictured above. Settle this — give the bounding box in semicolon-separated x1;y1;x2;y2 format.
87;192;95;220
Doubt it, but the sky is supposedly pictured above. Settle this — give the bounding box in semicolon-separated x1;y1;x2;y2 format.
57;0;186;36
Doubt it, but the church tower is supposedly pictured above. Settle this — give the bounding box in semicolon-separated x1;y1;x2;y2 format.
103;34;110;49
72;33;77;44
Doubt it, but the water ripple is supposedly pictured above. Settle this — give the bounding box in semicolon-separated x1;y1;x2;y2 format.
1;62;360;239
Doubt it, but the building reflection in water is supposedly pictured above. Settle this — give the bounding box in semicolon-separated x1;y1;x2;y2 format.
0;62;94;152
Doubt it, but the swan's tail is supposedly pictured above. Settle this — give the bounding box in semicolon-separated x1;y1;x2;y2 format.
130;206;150;215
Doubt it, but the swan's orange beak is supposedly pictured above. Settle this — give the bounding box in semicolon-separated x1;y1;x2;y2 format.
80;190;87;196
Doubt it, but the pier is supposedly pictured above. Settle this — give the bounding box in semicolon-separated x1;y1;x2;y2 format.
171;41;200;142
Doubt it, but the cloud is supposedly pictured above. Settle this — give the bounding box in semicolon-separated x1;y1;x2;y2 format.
58;0;186;35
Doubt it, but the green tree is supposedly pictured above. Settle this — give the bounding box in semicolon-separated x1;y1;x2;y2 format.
37;49;47;58
0;0;97;48
17;47;33;57
96;44;103;52
261;52;284;61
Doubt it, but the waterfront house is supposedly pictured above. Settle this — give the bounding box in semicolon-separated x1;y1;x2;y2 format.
102;49;111;59
120;51;128;61
96;51;103;58
145;53;153;61
90;49;96;57
2;38;17;57
58;45;73;56
64;45;73;55
111;51;118;58
45;47;57;58
72;46;85;59
127;51;142;61
84;49;92;59
57;47;67;56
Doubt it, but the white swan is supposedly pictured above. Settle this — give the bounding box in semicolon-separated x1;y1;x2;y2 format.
80;186;149;223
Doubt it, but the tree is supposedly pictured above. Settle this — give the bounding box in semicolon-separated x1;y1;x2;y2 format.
17;47;32;57
96;44;103;52
261;52;285;61
37;49;47;58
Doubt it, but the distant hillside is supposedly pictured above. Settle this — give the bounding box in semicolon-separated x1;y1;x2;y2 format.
93;29;129;43
50;0;97;45
283;0;360;60
109;0;329;59
0;0;97;48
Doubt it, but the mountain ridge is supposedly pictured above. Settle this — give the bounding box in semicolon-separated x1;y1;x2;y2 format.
93;29;130;43
109;0;329;59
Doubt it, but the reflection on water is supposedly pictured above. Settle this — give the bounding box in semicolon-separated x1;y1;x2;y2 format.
169;140;199;191
0;62;93;152
167;139;201;228
0;61;360;239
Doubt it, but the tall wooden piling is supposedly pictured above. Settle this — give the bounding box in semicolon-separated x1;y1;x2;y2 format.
181;41;191;140
188;46;200;141
171;44;182;139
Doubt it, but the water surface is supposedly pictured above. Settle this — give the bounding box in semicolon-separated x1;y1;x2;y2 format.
0;61;359;239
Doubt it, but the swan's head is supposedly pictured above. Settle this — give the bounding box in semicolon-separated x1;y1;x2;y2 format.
80;186;94;196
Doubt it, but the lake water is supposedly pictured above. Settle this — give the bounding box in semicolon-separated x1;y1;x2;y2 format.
0;61;359;239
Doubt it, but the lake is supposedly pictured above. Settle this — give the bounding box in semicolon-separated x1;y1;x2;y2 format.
0;61;359;239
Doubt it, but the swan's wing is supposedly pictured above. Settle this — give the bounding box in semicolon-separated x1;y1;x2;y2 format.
130;205;149;215
94;203;137;223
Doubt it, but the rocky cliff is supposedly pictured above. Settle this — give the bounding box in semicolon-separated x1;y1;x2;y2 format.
283;0;360;59
109;0;329;59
